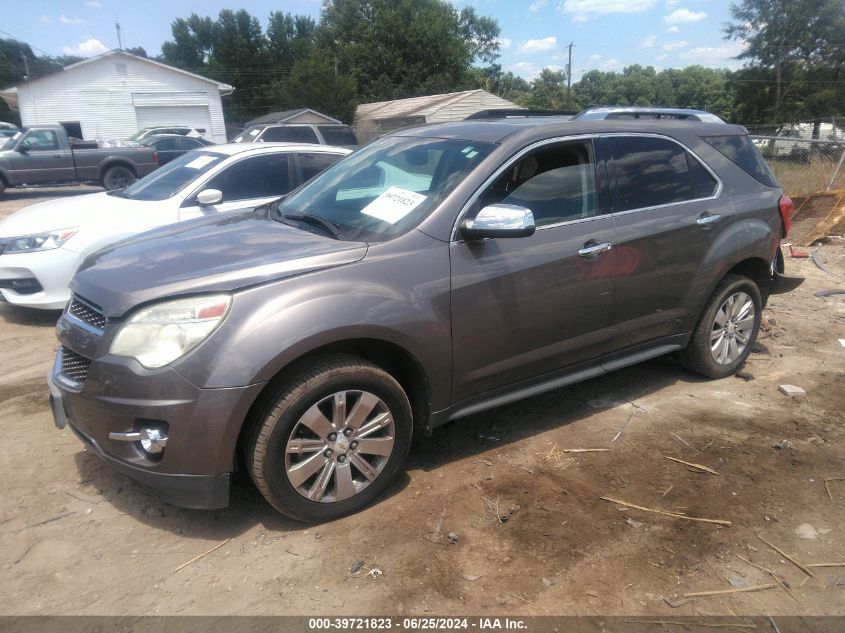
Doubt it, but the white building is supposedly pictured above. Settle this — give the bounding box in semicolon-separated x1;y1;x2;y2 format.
354;89;522;142
0;50;233;143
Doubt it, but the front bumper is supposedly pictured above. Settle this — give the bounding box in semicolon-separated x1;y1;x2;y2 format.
0;247;79;309
49;346;265;510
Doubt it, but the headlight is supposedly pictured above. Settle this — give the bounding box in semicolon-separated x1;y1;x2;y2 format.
2;228;78;253
110;294;231;369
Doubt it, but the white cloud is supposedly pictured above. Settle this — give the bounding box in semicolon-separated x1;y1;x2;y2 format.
62;38;108;56
560;0;657;20
667;25;680;33
59;15;84;25
639;34;657;48
665;0;680;6
86;1;103;6
546;64;564;73
529;0;549;12
662;40;689;50
508;62;542;79
498;37;512;50
664;8;706;24
679;42;745;68
599;57;624;71
655;54;668;61
590;53;602;60
520;36;557;54
39;15;53;23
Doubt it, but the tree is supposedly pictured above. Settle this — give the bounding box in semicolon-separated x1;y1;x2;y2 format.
525;68;568;109
314;0;500;102
724;0;845;123
267;55;357;122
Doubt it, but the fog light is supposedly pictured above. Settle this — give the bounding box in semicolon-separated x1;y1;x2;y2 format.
140;428;167;455
109;426;168;455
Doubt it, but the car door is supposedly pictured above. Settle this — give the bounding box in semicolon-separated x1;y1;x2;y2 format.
450;138;618;403
153;138;181;165
179;152;295;220
8;129;74;183
601;134;727;354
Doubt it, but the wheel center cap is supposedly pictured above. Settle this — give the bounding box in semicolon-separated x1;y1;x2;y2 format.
334;438;350;454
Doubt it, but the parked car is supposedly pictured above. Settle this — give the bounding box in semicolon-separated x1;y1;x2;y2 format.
0;125;159;193
103;126;209;148
232;123;359;148
139;134;214;165
0;143;349;308
50;119;802;521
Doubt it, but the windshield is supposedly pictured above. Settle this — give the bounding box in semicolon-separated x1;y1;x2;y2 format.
118;151;226;201
1;131;23;151
278;136;495;241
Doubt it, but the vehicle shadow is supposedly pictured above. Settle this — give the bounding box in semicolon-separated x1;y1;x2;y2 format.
71;356;710;538
0;304;62;327
1;186;101;202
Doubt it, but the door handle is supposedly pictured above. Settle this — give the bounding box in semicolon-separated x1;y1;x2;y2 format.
696;212;721;226
577;241;613;257
53;154;62;159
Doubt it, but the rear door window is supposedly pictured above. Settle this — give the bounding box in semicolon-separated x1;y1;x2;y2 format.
609;136;718;212
319;126;358;146
296;152;344;184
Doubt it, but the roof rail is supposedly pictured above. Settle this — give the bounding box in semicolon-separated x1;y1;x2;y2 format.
573;107;725;123
465;109;577;120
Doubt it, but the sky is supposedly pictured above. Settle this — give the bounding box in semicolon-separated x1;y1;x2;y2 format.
1;0;745;82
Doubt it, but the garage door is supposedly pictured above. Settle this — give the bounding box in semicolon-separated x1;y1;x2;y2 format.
134;105;213;139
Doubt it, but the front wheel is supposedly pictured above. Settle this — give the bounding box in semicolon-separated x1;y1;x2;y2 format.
102;165;135;190
680;274;762;378
247;357;413;522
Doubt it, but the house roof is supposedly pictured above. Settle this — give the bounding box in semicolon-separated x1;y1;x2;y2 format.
246;108;341;126
0;50;234;109
355;89;520;121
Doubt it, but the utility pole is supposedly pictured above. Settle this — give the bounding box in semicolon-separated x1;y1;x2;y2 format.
566;41;573;110
115;22;122;49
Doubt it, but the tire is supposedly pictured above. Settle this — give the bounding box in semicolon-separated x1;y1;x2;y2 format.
101;165;135;190
0;178;5;196
680;274;762;378
246;356;413;522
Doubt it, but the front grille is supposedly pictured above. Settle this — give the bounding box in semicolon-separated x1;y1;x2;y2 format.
60;346;91;384
68;297;106;329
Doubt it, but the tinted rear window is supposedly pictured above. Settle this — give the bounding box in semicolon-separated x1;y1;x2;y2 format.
702;135;778;188
319;126;358;146
610;136;692;211
262;126;319;143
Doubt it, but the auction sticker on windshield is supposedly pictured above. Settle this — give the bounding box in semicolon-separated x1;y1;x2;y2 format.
185;155;217;170
362;187;427;224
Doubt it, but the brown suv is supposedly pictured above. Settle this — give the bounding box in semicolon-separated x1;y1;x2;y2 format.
49;118;801;521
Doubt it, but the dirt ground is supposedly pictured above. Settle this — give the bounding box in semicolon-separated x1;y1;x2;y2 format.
1;186;844;617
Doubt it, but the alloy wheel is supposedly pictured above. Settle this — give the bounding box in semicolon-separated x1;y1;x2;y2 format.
710;291;755;365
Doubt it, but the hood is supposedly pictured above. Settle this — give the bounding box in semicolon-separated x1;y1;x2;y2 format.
71;209;368;317
0;191;144;237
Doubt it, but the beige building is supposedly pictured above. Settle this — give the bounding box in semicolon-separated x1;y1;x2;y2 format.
354;89;522;142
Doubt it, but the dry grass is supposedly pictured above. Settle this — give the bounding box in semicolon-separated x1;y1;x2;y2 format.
768;158;845;197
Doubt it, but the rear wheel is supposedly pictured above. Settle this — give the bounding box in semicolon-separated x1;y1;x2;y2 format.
680;274;762;378
102;165;135;190
247;357;413;522
0;178;5;196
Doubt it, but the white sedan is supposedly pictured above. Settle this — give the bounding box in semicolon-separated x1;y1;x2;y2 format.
0;143;350;309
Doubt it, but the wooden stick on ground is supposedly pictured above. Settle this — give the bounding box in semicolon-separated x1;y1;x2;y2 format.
172;538;230;574
664;455;720;475
599;496;732;526
825;480;834;502
683;583;777;598
561;448;610;453
737;555;798;603
807;562;845;567
662;484;674;498
756;533;815;578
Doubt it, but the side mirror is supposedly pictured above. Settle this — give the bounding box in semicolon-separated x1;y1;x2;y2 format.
196;189;223;206
16;145;28;153
460;204;536;241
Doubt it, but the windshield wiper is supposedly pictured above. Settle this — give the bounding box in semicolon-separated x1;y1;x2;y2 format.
281;212;343;239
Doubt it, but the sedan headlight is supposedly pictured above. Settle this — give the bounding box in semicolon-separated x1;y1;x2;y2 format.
110;294;231;369
2;228;78;253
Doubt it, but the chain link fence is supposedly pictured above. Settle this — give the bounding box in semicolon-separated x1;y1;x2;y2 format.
746;119;845;196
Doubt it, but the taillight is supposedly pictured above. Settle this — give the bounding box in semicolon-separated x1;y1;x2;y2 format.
778;194;793;236
152;151;159;164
